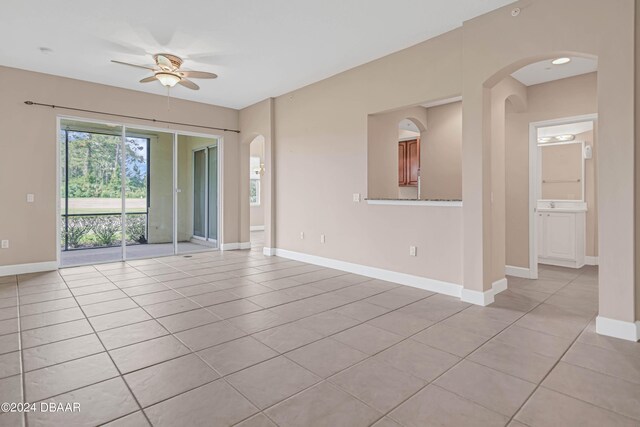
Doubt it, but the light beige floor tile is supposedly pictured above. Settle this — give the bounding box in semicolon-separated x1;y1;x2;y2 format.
76;289;128;306
396;295;469;322
371;417;403;427
109;335;190;374
389;385;509;427
469;340;557;383
23;333;104;371
155;308;221;333
20;298;78;317
366;311;434;337
207;299;264;319
102;411;150;427
144;379;258;427
124;353;219;407
515;303;590;339
227;356;320;409
329;358;426;413
24;352;119;402
143;298;200;318
332;324;403;355
18;289;72;305
0;332;19;354
0;351;20;379
228;310;288;334
89;307;151;331
27;377;138;427
375;339;460;382
440;310;510;338
435;360;536;417
493;325;573;359
562;342;640;384
82;298;138;317
286;337;368;378
412;323;489;357
543;361;640;421
20;307;85;330
253;323;323;353
331;301;390;322
264;381;381;427
235;413;278;427
515;387;637;427
197;336;278;376
292;311;360;336
131;290;183;306
175;321;246;351
98;319;168;350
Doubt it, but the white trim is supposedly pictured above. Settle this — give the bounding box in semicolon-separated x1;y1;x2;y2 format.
461;288;494;306
263;247;276;256
505;265;533;279
492;278;508;294
250;226;265;231
596;316;639;342
460;278;507;306
272;248;462;298
366;199;462;207
0;261;58;276
585;256;599;266
220;242;251;251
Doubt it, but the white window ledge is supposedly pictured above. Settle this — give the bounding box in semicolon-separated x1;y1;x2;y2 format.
365;199;462;207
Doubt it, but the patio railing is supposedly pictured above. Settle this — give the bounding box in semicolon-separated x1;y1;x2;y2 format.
61;212;148;251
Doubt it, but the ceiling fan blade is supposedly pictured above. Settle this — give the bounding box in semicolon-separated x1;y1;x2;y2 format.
111;60;156;71
178;78;199;90
139;76;157;83
179;71;218;79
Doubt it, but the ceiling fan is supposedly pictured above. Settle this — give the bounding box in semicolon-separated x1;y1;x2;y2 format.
111;53;217;90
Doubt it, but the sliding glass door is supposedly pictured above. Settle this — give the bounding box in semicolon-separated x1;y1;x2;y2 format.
59;117;220;266
177;135;219;254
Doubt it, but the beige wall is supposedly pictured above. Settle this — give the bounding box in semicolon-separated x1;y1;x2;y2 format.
0;65;240;267
505;73;598;268
636;0;640;321
263;0;635;321
422;101;463;200
250;136;265;227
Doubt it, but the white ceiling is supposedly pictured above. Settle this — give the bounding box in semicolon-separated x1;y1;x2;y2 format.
538;121;594;138
0;0;514;109
511;57;598;87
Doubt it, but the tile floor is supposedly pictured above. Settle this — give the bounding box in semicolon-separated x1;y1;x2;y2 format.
1;243;638;426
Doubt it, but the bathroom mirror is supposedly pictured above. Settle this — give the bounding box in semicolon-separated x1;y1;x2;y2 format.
539;141;584;200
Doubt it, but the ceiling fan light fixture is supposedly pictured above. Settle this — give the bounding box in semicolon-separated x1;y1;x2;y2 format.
156;72;181;87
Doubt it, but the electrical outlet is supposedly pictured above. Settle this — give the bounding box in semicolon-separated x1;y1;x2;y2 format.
26;194;35;203
320;234;326;244
353;193;361;203
300;232;304;240
1;240;8;249
409;246;417;256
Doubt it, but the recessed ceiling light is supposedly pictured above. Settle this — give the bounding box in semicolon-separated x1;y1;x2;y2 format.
39;47;53;54
551;57;571;65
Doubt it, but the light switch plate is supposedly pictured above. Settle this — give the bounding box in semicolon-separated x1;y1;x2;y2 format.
300;232;304;240
409;246;417;256
353;193;361;202
26;194;35;203
320;234;326;244
1;240;8;249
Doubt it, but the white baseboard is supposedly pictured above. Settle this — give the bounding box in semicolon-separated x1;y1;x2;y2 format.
585;256;599;266
505;265;533;279
0;261;58;277
460;278;508;306
220;242;251;251
272;248;462;298
596;316;639;342
250;226;265;231
263;247;276;256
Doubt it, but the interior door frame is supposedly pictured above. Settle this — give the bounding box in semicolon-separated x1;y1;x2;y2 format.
528;113;597;279
56;115;224;267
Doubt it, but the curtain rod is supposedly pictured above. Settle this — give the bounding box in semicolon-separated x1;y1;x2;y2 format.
24;101;241;134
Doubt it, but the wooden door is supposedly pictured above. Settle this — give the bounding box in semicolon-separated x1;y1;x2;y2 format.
398;141;407;186
407;139;420;186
